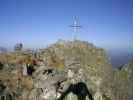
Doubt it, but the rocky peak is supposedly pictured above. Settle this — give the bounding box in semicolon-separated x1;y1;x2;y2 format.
0;40;132;100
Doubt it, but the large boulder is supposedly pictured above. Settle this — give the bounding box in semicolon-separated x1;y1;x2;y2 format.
0;40;132;100
113;61;133;100
32;40;114;100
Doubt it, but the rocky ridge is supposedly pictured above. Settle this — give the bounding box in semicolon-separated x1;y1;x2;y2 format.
0;40;132;100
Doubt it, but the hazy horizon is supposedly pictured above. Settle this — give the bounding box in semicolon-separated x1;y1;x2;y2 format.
0;39;133;68
0;0;133;67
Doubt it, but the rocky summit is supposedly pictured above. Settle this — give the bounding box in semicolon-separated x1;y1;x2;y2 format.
0;40;133;100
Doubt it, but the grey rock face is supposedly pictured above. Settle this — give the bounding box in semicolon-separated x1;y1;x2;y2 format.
30;40;114;100
113;61;133;100
0;40;132;100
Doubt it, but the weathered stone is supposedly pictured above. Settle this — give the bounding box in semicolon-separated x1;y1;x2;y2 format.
0;40;132;100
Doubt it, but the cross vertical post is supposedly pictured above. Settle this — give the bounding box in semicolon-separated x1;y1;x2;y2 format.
69;16;82;39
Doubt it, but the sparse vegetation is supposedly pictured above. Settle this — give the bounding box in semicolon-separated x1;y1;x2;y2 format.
0;40;132;100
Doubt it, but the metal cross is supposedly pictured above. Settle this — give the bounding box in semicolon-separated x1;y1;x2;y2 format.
69;16;82;33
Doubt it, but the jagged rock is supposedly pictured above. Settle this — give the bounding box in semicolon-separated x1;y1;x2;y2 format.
94;91;103;100
113;61;133;100
0;40;132;100
30;40;114;100
14;43;23;52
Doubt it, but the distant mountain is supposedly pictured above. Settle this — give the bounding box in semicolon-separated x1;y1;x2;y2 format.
106;50;133;68
0;47;7;53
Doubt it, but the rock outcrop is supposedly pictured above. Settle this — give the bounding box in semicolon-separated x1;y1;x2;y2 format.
0;40;132;100
113;61;133;100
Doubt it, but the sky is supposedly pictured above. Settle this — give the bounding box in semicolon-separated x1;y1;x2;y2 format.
0;0;133;66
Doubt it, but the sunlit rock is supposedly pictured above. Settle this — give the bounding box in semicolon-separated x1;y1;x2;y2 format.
0;40;132;100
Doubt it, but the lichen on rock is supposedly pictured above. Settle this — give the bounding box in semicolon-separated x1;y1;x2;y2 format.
0;40;132;100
